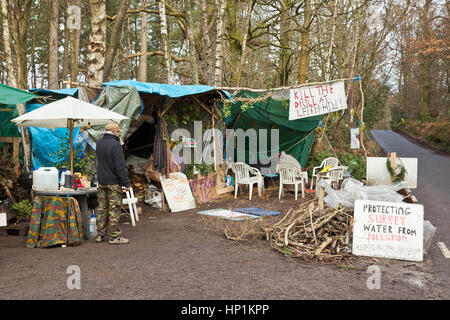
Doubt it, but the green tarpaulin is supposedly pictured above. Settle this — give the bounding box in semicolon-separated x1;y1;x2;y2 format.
223;90;323;167
0;84;38;138
84;86;142;147
0;83;37;106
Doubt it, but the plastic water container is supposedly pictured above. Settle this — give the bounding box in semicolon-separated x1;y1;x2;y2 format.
32;167;59;191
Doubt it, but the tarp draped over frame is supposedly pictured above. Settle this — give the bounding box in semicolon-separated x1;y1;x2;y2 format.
0;83;38;106
103;80;232;99
0;84;38;140
223;90;323;167
83;86;142;148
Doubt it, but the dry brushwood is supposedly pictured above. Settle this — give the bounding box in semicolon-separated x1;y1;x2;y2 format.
263;200;353;262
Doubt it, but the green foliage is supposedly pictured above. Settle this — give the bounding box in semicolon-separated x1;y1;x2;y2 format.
184;163;214;179
10;200;33;222
279;247;293;256
164;110;178;127
280;98;289;110
386;158;407;183
196;163;214;176
164;105;203;127
222;100;233;118
49;133;96;177
184;164;195;178
306;151;366;181
240;103;254;112
340;264;357;271
363;84;390;129
392;118;450;152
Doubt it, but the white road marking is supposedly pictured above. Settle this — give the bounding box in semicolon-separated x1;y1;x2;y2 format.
437;242;450;258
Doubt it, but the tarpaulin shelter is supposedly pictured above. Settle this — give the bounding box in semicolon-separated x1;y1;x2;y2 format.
12;96;128;173
53;81;232;183
223;90;323;167
24;88;83;169
0;84;38;172
0;84;38;138
99;81;231;176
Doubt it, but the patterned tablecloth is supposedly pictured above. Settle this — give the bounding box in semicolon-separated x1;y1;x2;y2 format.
27;196;84;248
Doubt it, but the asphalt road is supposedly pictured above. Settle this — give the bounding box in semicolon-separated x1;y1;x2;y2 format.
371;130;450;284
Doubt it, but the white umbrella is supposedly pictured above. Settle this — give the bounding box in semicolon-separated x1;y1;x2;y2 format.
12;96;128;173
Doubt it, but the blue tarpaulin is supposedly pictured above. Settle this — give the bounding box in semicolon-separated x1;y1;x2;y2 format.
103;80;232;99
25;103;84;170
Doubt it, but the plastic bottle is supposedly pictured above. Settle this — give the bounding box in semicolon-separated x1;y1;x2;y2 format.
60;166;67;187
89;212;97;239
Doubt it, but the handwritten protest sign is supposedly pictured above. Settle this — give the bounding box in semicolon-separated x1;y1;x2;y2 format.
352;200;423;262
289;80;347;120
160;172;196;212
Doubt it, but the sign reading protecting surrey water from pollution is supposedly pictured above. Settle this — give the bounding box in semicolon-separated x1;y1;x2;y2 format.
352;200;424;262
289;80;347;120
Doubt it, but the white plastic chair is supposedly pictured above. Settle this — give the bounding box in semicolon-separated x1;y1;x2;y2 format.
276;163;305;200
310;157;339;189
122;186;139;226
232;162;263;200
325;166;348;189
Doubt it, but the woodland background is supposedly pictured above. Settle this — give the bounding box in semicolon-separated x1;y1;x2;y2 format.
0;0;448;130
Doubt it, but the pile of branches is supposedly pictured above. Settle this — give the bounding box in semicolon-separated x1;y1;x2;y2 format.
264;199;354;262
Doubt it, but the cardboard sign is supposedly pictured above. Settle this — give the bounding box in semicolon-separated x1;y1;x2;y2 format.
366;157;418;188
352;200;424;262
160;172;196;212
289;81;347;120
189;173;217;203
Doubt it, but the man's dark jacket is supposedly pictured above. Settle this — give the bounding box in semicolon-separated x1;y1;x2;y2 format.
96;133;130;187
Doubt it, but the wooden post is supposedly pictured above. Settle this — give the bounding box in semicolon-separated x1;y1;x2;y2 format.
390;152;396;183
318;186;324;210
212;115;217;171
17;104;31;172
69;119;74;173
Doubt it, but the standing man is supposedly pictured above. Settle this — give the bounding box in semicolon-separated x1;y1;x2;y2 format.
95;122;130;244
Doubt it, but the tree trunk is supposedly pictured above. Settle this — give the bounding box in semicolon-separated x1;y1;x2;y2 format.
185;0;199;84
159;0;175;84
69;0;81;84
227;0;243;85
126;16;131;79
87;0;106;86
1;0;18;88
48;0;59;89
103;0;131;81
325;0;338;81
214;0;226;86
62;8;70;87
279;0;290;86
30;4;44;90
10;0;32;89
420;0;433;120
137;0;148;82
236;0;253;87
298;0;311;85
201;0;213;85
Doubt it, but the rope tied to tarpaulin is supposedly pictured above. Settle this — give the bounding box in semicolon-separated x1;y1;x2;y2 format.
283;129;315;153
